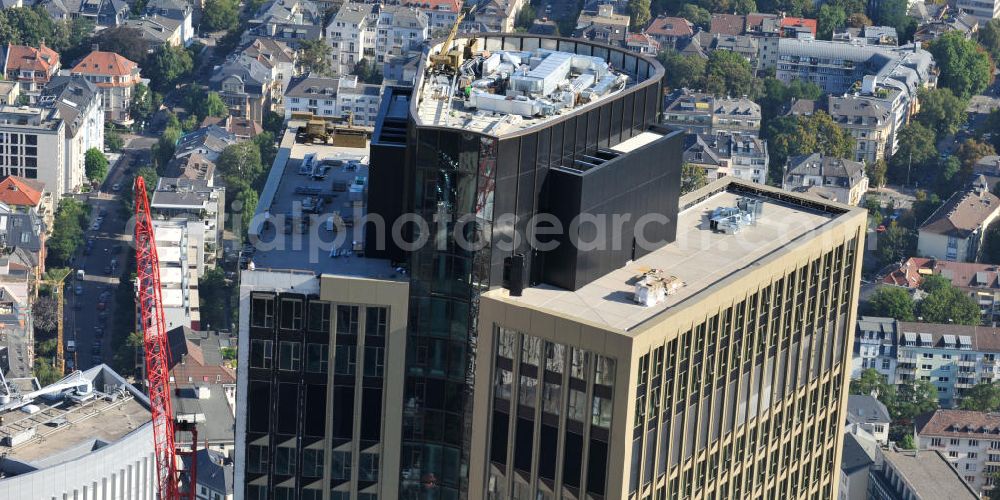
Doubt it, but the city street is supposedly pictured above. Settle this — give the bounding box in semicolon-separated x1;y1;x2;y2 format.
62;136;150;371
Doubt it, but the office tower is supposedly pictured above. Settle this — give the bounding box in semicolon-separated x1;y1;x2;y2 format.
469;179;867;499
390;34;679;499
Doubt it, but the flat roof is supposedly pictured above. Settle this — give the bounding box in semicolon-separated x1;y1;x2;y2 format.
0;366;151;466
246;133;402;279
415;39;646;136
485;182;854;332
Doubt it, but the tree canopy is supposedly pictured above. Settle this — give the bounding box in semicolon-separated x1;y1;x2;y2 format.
629;0;651;30
145;44;194;92
919;284;982;325
929;31;995;99
218;142;265;189
958;382;1000;411
817;4;846;40
764;111;854;182
84;148;109;181
681;163;708;194
914;88;969;140
657;50;707;90
46;198;90;267
866;286;915;321
676;4;711;31
299;39;332;75
876;222;915;267
704;50;754;97
980;18;1000;63
202;0;240;32
888;121;937;185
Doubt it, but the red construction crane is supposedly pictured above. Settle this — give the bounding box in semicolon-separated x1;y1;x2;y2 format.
134;176;198;500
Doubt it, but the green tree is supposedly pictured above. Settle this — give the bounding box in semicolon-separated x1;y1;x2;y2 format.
755;77;822;125
353;59;383;85
676;4;711;30
152;125;182;172
875;0;916;43
235;187;259;236
218;142;264;187
93;26;152;63
866;286;916;321
899;433;916;449
958;382;1000;411
929;31;995;99
891;379;939;420
850;368;890;396
263;111;284;136
253;131;277;169
914;87;969;140
514;4;536;31
657;49;706;90
876;222;915;266
84;148;109;181
765;111;854;182
46;198;89;267
911;190;942;226
32;295;59;333
846;12;872;28
299;38;332;75
956;138;996;170
817;4;846;40
888;121;938;184
919;285;982;325
129;83;158;124
199;267;230;331
729;0;757;14
704;50;753;97
918;274;952;294
681;163;708;194
105;130;124;153
202;0;239;32
868;159;888;188
145;44;194;92
629;0;651;29
980;18;1000;62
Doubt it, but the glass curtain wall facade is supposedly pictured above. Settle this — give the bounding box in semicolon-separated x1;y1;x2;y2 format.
399;35;666;500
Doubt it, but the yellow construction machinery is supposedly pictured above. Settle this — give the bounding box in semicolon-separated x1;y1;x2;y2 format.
429;4;479;74
39;268;72;375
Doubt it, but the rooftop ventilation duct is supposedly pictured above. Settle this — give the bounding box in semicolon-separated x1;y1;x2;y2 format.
633;269;684;307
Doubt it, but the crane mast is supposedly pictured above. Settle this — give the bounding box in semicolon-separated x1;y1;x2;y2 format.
134;176;180;499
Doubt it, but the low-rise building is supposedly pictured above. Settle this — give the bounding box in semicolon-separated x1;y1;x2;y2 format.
828;77;910;164
404;0;462;31
915;409;1000;496
184;449;234;500
0;254;37;378
283;74;381;126
326;3;429;76
914;12;979;44
151;177;225;265
573;4;630;45
840;428;878;500
242;0;323;48
846;395;891;444
918;179;1000;262
625;32;659;55
0;366;157;499
210;61;270;124
145;0;195;45
174;126;239;163
646;16;693;50
868;444;979;500
0;176;51;227
168;327;237;453
881;257;1000;324
69;50;142;125
123;15;186;48
238;38;298;112
682;132;769;184
782;153;869;205
475;0;525;33
956;0;1000;27
662;90;761;136
2;43;59;96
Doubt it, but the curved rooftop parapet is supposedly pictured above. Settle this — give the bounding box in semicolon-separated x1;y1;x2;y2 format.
411;33;665;137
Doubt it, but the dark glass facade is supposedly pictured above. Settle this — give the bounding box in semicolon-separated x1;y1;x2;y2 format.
395;34;669;500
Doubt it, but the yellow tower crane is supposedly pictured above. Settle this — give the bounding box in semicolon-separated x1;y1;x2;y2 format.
38;268;72;375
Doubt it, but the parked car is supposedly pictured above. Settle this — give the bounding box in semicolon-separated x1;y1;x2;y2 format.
112;183;121;192
74;284;83;295
66;340;75;352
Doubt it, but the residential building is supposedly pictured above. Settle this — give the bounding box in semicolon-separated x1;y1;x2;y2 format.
154;223;203;329
174;126;239;163
150;176;226;265
914;12;979;44
915;409;1000;495
210;61;270;123
918;179;1000;262
833;25;899;45
846;395;891;444
0;366;157;499
0;106;66;195
703;32;760;68
470;177;866;499
776;38;935;96
574;4;631;45
184;449;235;500
710;13;745;35
626;32;660;55
242;0;323;48
840;428;878;500
199;114;264;140
828;77;910;164
475;0;526;32
646;16;694;50
166;152;217;182
145;0;195;45
0;253;37;378
662;90;762;137
0;81;19;105
956;0;1000;27
69;50;142;125
123;15;186;48
169;327;237;452
852;319;1000;407
868;444;979;500
0;176;51;226
41;75;105;192
2;43;59;95
283;73;381;126
238;38;298;109
782;153;869;205
881;257;1000;324
325;3;429;77
682;132;769;184
404;0;462;31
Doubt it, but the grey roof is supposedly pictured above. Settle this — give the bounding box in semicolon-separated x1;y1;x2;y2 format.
123;15;182;44
285;73;339;98
0;212;44;258
878;447;980;499
841;431;876;475
847;395;891;426
332;2;375;25
786;153;865;184
181;449;233;495
253;0;320;24
381;4;427;29
40;75;99;138
175;126;238;157
209;61;269;90
150;177;218;209
684;132;767;165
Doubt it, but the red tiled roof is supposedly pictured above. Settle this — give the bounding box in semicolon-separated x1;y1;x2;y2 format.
4;43;59;76
916;410;1000;439
881;257;1000;292
710;14;745;35
71;50;139;77
779;16;818;35
0;176;43;207
646;16;693;37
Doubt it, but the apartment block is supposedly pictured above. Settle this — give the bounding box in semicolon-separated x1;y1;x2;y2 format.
2;43;59;95
69;50;142;125
682;132;769;184
662;90;762;137
956;0;1000;26
42;75;105;192
782;153;869;206
150;176;225;265
325;3;428;76
471;178;866;499
918;179;1000;262
868;444;979;499
827;76;910;165
284;74;381;127
915;409;1000;495
776;38;934;96
853;317;1000;407
0;105;65;195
